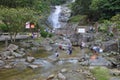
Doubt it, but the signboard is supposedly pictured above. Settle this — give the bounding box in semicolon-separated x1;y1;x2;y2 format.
77;28;86;33
25;22;30;29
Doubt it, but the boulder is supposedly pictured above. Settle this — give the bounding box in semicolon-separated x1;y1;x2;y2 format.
14;62;27;71
0;51;11;59
28;64;39;69
26;56;35;63
4;65;12;69
7;44;18;51
47;74;55;80
61;68;67;73
57;73;66;80
0;60;5;67
12;52;23;58
102;40;118;52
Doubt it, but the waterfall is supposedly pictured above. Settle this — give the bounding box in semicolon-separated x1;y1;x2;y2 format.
48;6;61;29
48;0;75;29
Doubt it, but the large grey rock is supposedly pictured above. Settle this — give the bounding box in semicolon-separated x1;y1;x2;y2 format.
0;51;11;59
89;56;111;66
102;40;118;52
12;52;23;58
7;44;18;51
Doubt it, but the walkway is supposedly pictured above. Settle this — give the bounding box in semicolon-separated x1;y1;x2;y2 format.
0;35;30;41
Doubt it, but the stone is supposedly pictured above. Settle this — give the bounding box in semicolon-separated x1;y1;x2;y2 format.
57;73;66;80
0;51;11;59
61;68;67;73
47;74;55;80
4;65;12;69
7;56;15;59
14;62;27;71
103;40;118;52
45;46;52;51
28;64;39;69
26;56;35;63
12;52;23;58
7;44;18;51
110;69;120;76
0;60;5;67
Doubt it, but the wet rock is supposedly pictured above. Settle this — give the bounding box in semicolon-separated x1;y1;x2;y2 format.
47;74;55;80
110;77;120;80
80;60;89;66
0;60;5;67
0;51;11;59
60;6;71;22
89;56;111;66
45;46;53;51
103;40;118;52
14;62;27;71
7;56;15;59
28;64;39;69
12;52;23;58
110;69;120;76
7;44;18;51
61;68;67;73
26;56;35;63
4;65;12;69
57;73;66;80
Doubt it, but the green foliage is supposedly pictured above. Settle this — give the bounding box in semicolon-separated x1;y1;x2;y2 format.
111;14;120;29
40;30;53;38
71;0;120;22
49;0;66;5
0;23;8;32
40;30;48;38
91;67;110;80
98;20;112;32
72;0;91;15
0;7;39;42
69;15;87;24
98;24;108;33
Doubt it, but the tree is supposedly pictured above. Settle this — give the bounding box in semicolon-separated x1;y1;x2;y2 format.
72;0;91;15
0;7;39;42
90;0;120;20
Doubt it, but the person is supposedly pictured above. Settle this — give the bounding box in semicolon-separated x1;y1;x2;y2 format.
55;51;59;57
67;44;72;55
80;41;85;49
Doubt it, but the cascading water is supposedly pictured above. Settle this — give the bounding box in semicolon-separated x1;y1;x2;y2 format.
48;6;61;29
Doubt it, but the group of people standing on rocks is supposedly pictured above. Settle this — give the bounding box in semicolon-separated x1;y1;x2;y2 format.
79;40;103;59
55;43;73;57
